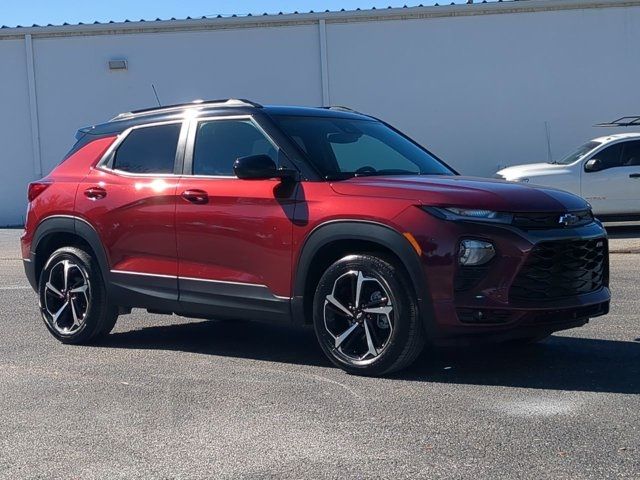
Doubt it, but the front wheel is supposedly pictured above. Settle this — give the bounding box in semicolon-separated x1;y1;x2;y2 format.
312;254;425;376
38;246;118;344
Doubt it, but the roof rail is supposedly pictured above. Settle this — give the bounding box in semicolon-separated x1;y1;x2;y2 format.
595;116;640;127
322;105;357;113
111;98;262;121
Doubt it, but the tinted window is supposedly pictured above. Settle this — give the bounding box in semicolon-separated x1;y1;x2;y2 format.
192;120;276;176
555;141;600;165
272;115;453;179
329;133;420;173
621;141;640;166
591;143;623;171
113;123;181;174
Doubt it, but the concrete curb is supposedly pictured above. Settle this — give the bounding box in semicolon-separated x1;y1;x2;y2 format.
610;248;640;254
608;240;640;254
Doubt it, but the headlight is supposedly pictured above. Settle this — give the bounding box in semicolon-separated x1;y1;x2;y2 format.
423;207;513;224
459;239;495;266
515;177;530;183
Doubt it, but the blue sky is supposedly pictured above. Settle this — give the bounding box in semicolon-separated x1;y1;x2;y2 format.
0;0;456;27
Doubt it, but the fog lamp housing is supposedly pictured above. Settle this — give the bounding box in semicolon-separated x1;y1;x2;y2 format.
459;239;495;266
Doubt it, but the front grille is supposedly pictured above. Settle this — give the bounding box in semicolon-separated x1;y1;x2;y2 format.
510;238;607;300
512;210;593;230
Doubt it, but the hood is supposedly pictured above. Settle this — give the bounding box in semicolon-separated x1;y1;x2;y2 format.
497;162;571;180
330;175;589;213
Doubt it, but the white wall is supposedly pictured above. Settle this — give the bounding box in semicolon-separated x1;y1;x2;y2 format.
0;40;33;225
326;6;640;175
32;25;323;178
1;2;639;225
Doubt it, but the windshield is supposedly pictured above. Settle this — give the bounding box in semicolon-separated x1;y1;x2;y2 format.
271;115;455;179
553;141;601;165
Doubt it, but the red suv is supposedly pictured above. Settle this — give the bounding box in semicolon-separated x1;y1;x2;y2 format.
21;99;610;375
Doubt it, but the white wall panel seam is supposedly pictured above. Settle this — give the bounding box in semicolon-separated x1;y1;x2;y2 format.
24;34;42;178
318;19;330;107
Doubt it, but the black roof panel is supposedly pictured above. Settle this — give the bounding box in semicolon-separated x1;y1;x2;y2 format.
81;100;373;137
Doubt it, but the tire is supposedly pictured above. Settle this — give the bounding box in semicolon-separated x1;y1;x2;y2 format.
312;254;425;376
38;246;118;344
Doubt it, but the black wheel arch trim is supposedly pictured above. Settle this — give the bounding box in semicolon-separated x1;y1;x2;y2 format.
30;215;111;291
292;220;434;331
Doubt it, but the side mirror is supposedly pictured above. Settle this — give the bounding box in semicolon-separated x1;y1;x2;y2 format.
233;154;297;181
585;158;602;172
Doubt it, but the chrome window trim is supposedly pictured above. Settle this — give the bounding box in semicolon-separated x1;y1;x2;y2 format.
183;114;280;178
95;119;187;177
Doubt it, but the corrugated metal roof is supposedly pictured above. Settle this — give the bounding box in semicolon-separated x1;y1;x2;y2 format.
0;2;511;29
0;0;637;35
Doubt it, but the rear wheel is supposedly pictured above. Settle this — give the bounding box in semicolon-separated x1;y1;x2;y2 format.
313;254;425;376
38;246;118;344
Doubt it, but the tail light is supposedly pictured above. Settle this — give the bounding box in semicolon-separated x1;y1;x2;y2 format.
27;182;51;202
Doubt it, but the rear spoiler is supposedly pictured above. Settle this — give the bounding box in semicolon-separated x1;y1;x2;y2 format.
75;125;97;140
595;116;640;127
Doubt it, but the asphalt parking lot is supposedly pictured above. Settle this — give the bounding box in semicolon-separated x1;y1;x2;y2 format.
0;228;638;479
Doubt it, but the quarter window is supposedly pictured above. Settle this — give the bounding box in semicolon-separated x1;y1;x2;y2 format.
112;123;181;174
192;119;276;176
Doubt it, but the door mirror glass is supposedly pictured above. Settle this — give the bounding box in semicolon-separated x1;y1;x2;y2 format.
233;154;279;180
585;158;602;172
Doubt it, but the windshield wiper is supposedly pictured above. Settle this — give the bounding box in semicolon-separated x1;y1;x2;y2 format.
325;169;438;180
323;173;356;181
355;169;419;177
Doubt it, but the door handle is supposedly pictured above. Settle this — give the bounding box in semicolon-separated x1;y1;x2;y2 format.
630;173;640;179
181;189;209;204
84;186;107;200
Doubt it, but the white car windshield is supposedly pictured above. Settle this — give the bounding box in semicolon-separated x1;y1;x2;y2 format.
552;141;601;165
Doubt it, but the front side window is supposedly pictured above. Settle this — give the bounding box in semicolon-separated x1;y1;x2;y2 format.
112;123;181;174
590;143;623;171
192;119;276;176
271;115;454;179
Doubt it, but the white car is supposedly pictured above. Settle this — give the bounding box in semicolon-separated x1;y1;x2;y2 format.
496;133;640;221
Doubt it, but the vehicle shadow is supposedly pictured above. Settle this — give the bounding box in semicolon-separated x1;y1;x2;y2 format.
404;335;640;394
100;319;331;368
99;319;640;394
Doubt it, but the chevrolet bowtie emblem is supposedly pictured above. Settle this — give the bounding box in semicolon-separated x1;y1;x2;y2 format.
558;213;579;226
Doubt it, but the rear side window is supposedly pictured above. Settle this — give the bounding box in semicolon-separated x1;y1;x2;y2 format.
192;119;276;176
112;123;181;174
621;141;640;166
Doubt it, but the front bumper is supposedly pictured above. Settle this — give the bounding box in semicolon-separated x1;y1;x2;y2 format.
396;208;611;344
